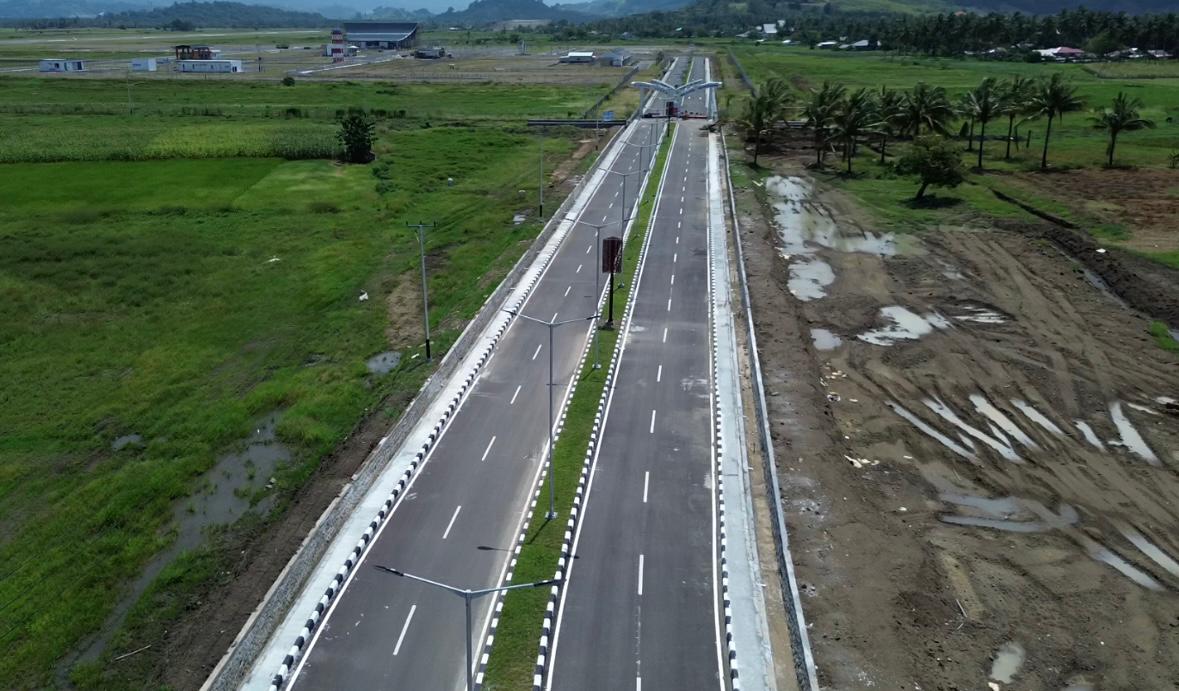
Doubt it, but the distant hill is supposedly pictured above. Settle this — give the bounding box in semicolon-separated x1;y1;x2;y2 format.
557;0;692;19
368;4;433;19
0;0;157;18
4;1;330;26
431;0;594;25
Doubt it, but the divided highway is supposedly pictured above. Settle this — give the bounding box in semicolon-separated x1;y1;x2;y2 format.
258;76;674;690
547;57;729;691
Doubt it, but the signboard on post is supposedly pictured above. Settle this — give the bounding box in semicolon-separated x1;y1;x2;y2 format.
602;236;623;274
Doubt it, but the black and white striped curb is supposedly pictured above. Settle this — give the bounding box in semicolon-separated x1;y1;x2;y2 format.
719;128;820;691
265;140;632;690
533;120;672;691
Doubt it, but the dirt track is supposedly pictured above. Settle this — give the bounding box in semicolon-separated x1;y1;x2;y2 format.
736;159;1179;690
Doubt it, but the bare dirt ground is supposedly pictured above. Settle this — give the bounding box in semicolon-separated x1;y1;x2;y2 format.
1011;167;1179;254
734;152;1179;690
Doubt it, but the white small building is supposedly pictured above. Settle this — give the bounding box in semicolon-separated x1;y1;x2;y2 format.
178;59;243;73
761;24;778;35
558;51;595;64
39;58;86;72
130;57;158;72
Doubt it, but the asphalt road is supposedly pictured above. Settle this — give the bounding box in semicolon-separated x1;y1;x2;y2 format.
285;73;676;690
546;57;727;691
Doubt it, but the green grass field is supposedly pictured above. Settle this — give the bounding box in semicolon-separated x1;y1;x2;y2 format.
0;108;580;686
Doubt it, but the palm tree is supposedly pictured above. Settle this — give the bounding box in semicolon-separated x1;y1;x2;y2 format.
901;82;955;137
1090;92;1155;168
965;77;1002;168
801;81;846;167
831;88;880;174
956;92;975;152
998;76;1034;160
739;78;790;166
1028;73;1084;170
876;86;906;164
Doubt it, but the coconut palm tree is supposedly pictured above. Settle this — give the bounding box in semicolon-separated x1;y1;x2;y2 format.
801;81;846;167
1028;73;1084;170
876;86;906;164
901;82;955;137
1090;91;1155;168
965;77;1002;168
739;78;791;166
956;91;976;152
831;88;880;174
998;76;1034;160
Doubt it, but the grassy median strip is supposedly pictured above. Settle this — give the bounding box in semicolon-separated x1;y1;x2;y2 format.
482;123;676;690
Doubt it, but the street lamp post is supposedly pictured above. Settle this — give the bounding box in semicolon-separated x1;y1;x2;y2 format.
503;309;597;519
407;221;436;360
373;566;559;691
606;167;643;223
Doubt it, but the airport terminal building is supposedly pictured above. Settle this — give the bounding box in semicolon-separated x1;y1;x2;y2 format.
342;22;419;50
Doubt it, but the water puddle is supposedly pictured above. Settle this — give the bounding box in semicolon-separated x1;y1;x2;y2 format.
887;401;977;460
787;258;835;302
1080;265;1129;308
951;305;1008;325
1073;421;1105;450
1010;399;1066;437
1108;401;1160;466
1090;545;1163;591
76;411;290;665
1114;521;1179;579
766;175;917;302
810;328;843;351
111;433;143;451
924;397;1021;462
989;641;1025;684
366;350;402;374
970;394;1037;449
857;306;950;346
938;259;964;281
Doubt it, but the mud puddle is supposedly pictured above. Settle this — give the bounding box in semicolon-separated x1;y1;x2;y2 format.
810;328;842;351
857;306;950;346
366;350;402;374
989;641;1025;685
72;411;290;669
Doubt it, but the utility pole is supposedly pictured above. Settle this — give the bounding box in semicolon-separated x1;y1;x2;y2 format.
373;566;558;691
538;133;544;220
407;221;435;360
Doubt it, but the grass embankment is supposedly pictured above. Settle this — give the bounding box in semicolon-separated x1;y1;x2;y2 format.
1150;321;1179;353
0;77;607;162
481;125;676;690
0;123;579;688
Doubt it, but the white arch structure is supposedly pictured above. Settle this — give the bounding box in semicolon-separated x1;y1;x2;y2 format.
632;78;723;118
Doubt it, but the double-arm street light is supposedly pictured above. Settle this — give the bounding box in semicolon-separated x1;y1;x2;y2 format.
503;309;597;519
374;566;559;691
606;167;643;224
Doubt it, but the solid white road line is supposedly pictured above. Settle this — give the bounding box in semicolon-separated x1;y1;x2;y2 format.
393;605;416;656
636;677;642;691
510;384;522;405
637;554;645;595
481;436;496;462
532;344;543;360
662;327;668;343
649;409;656;433
564;285;572;297
643;471;650;502
442;505;462;540
656;365;662;382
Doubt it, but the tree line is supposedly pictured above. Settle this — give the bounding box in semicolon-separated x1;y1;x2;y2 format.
738;74;1156;197
580;3;1179;55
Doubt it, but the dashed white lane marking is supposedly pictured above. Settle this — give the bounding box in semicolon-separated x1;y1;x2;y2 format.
393;605;416;656
586;244;592;254
481;436;496;462
609;201;614;209
673;252;677;263
636;677;642;691
678;207;683;216
643;471;650;502
667;298;672;312
442;505;461;540
649;409;657;433
680;196;685;203
576;263;583;274
601;214;609;223
564;285;572;297
675;236;679;244
637;554;645;595
510;384;522;405
662;327;668;343
532;344;543;360
656;365;662;382
676;220;681;230
551;311;559;322
670;274;675;286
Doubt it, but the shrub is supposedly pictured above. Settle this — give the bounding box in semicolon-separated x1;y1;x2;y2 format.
281;76;295;87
